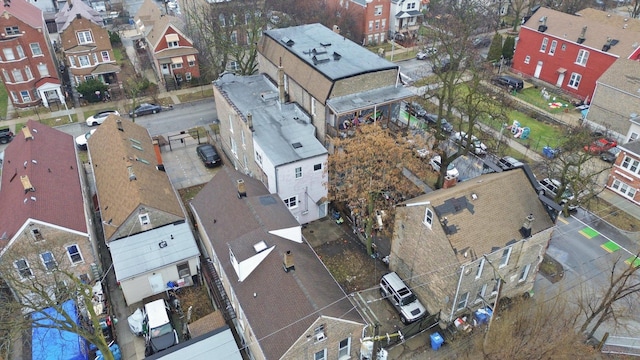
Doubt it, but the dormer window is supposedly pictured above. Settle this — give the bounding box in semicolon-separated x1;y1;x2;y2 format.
168;41;178;48
139;213;150;226
31;228;44;241
423;208;434;229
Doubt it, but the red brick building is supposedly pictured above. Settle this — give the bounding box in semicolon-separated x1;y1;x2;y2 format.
135;0;200;90
0;0;64;108
607;140;640;205
328;0;390;45
512;7;640;101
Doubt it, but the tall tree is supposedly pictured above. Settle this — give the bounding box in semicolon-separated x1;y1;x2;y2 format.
0;243;113;360
502;36;515;60
487;33;504;63
509;0;529;31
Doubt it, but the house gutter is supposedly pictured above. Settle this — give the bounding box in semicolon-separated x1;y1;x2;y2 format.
448;264;465;322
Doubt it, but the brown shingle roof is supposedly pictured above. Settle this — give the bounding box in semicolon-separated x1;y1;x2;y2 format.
135;0;192;52
0;120;87;247
88;116;184;241
191;167;365;359
596;59;640;94
523;7;640;58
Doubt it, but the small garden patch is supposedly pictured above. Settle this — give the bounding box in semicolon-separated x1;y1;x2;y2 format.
538;254;564;283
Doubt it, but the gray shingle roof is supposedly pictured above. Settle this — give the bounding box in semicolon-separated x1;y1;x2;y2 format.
621;139;640;156
597;59;640;96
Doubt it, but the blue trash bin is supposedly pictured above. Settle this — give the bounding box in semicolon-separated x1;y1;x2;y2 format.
430;332;444;350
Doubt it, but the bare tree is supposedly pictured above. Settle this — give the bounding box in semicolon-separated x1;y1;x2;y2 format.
509;0;529;31
0;243;113;360
628;0;640;18
327;124;426;254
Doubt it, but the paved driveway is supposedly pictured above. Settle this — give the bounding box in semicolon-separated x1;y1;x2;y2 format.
159;135;219;190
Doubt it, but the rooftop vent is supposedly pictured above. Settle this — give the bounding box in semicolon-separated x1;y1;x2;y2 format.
333;51;342;60
283;250;295;272
127;165;136;181
116;119;124;132
20;175;35;193
312;47;327;55
312;54;331;65
253;240;268;253
237;179;246;198
292;142;302;149
537;16;547;33
577;26;587;44
22;127;33;140
281;37;294;47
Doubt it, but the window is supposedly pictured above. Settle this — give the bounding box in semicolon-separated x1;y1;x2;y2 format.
10;91;17;102
2;70;9;82
519;263;531;282
375;20;380;30
168;41;179;48
476;258;485;279
611;179;637;199
67;245;84;264
68;56;76;67
311;98;316;116
284;196;298;209
15;259;32;279
24;66;33;80
568;73;581;89
16;45;24;58
524;55;530;64
314;349;327;360
12;69;23;82
231;31;238;45
231;138;237;157
188;59;195;67
629;132;639;143
185;72;192;81
423;208;433;228
374;5;382;15
475;284;487;303
576;49;589;66
621;156;640;174
92;53;98;64
338;338;351;358
561;43;567;51
40;252;57;272
30;43;42;56
314;163;322;171
256;151;262;165
3;48;15;61
219;14;225;27
139;213;150;225
229;114;234;133
5;26;19;35
369;21;373;31
241;130;246;148
77;31;93;44
101;51;110;61
228;61;239;71
540;38;548;52
245;12;251;24
78;55;90;67
499;247;512;268
20;90;31;102
549;40;557;55
31;228;44;241
171;63;183;69
295;167;302;179
382;19;386;29
456;292;469;311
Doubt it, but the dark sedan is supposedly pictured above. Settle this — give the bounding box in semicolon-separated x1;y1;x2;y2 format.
196;144;222;168
129;103;162;117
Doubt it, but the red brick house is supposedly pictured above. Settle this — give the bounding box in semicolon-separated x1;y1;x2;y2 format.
0;0;64;108
512;7;640;101
57;0;121;89
607;140;640;205
327;0;390;45
135;0;200;90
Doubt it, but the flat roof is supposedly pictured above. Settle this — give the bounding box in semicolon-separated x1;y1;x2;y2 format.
326;85;415;114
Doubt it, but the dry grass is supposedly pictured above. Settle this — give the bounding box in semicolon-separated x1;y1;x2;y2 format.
316;239;384;293
584;197;640;232
178;285;214;323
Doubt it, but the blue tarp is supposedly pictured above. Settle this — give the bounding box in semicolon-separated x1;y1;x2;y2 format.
32;299;89;360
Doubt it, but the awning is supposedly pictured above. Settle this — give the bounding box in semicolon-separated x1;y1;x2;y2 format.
171;57;183;64
186;55;196;62
165;33;179;42
556;67;567;73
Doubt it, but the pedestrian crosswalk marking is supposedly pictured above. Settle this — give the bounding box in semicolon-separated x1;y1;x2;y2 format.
625;256;640;268
601;241;620;253
579;227;599;239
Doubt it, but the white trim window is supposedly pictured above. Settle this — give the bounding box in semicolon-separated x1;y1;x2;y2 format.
524;55;530;64
519;263;531;282
499;247;512;268
2;69;10;82
24;66;33;80
338;337;351;359
37;63;49;77
68;56;76;67
40;252;57;272
575;49;589;66
549;40;557;55
314;349;327;360
15;259;33;279
476;258;485;279
78;55;90;67
231;138;237;157
67;244;84;264
621;156;640;174
139;213;150;225
540;38;548;52
241;130;246;148
475;283;487;303
311;97;316;116
314;163;322;171
229;114;234;133
611;179;637;199
231;31;238;45
16;45;25;58
30;43;42;56
77;30;93;44
20;90;31;102
568;73;581;89
3;48;15;61
167;41;179;48
423;208;434;228
101;51;110;61
456;292;469;311
374;5;383;15
284;196;298;209
12;68;24;82
295;167;302;179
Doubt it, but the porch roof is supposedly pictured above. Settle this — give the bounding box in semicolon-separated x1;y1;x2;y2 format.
91;63;121;75
326;85;415;114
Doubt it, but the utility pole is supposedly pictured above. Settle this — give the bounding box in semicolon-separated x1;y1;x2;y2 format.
371;322;380;359
482;255;505;348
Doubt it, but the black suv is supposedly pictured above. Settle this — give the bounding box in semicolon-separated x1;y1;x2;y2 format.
491;75;524;91
0;128;14;144
406;102;427;119
432;59;458;74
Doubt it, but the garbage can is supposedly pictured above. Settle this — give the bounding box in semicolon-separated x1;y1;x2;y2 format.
430;332;444;350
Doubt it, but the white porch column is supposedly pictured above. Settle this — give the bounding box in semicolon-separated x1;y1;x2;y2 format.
40;89;49;108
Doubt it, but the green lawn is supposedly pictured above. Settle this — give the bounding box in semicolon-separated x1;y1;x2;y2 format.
514;87;572;115
113;47;124;62
0;83;8;120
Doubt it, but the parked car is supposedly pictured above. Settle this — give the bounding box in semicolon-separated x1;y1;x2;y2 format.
416;47;437;60
75;129;97;150
432;59;457;74
129;103;162;117
86;110;120;126
196;143;222;168
584;138;618;154
429;155;459;178
497;156;524;170
491;75;524;92
406;102;427;119
425;114;454;133
380;272;427;324
600;146;621;163
472;37;491;48
143;299;179;354
538;178;577;211
0;128;14;144
453;131;487;155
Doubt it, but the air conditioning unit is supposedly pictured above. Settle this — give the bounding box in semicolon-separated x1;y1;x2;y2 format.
315;333;326;342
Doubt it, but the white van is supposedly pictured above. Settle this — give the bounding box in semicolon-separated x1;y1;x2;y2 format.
144;299;179;354
380;272;427;324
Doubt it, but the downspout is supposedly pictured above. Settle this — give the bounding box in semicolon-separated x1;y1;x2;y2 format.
449;264;465;322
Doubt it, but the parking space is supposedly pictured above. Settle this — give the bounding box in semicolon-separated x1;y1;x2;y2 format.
159;135;219;190
351;287;405;334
